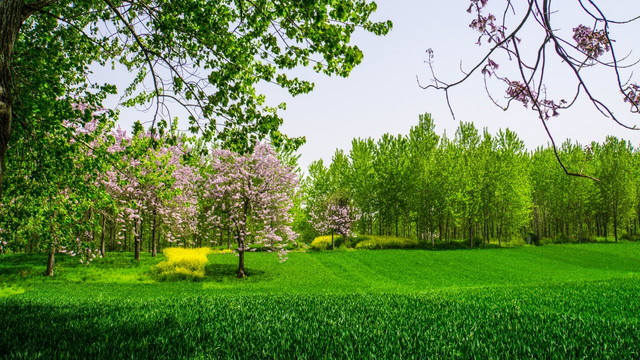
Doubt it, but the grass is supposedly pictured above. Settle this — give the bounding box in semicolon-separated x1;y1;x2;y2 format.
1;242;639;358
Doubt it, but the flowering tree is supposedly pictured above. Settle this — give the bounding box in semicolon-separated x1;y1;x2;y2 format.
202;142;298;278
310;198;359;250
421;0;640;179
101;128;200;260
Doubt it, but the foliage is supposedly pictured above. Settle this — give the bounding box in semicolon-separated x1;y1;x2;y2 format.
310;236;333;251
1;0;393;193
303;113;640;246
355;236;418;250
153;247;213;281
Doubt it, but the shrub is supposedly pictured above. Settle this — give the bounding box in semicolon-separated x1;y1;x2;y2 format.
311;236;332;250
355;236;419;250
211;248;234;255
310;235;345;250
153;247;212;281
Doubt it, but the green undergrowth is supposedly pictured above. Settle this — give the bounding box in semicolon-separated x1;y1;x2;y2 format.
355;235;419;249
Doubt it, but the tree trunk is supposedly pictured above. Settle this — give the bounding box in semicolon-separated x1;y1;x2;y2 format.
578;217;583;244
395;217;398;238
45;245;55;276
134;218;141;260
331;229;335;251
237;246;246;278
0;0;26;197
468;219;473;248
100;213;106;257
151;210;157;257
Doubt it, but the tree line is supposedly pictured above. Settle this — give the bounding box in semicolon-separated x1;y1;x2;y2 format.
300;114;640;246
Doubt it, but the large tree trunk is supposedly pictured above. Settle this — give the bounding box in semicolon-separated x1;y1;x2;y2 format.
0;0;26;196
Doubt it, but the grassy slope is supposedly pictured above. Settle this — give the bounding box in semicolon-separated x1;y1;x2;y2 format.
4;242;639;297
1;243;639;358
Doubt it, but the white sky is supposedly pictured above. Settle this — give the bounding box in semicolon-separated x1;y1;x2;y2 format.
112;1;640;171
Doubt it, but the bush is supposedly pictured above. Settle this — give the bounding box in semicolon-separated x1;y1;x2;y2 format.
310;235;345;250
153;247;213;281
355;236;419;250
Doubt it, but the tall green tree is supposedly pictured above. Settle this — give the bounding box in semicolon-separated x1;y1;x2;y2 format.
373;133;410;237
349;137;377;235
407;113;439;245
596;137;637;242
492;129;531;245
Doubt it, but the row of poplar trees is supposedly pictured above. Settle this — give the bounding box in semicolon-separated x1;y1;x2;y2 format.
302;114;640;246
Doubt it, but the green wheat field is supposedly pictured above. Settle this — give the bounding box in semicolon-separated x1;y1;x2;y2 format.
1;243;639;359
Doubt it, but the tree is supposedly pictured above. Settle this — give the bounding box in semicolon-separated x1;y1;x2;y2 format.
349;137;377;235
452;122;482;247
201;142;298;278
309;195;358;250
373;133;410;237
422;0;639;177
0;0;391;196
595;137;637;241
406;113;439;245
491;129;531;245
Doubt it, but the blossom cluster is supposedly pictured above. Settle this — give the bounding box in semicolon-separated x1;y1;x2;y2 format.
572;25;610;59
623;83;640;111
505;80;566;119
467;0;505;45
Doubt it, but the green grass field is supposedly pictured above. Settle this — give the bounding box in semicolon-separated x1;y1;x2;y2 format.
1;243;639;358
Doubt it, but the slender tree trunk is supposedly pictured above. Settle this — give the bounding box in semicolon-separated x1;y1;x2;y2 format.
100;213;106;256
395;217;398;238
331;229;335;250
468;219;473;248
578;216;583;244
151;210;157;257
134;218;141;260
431;229;435;249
